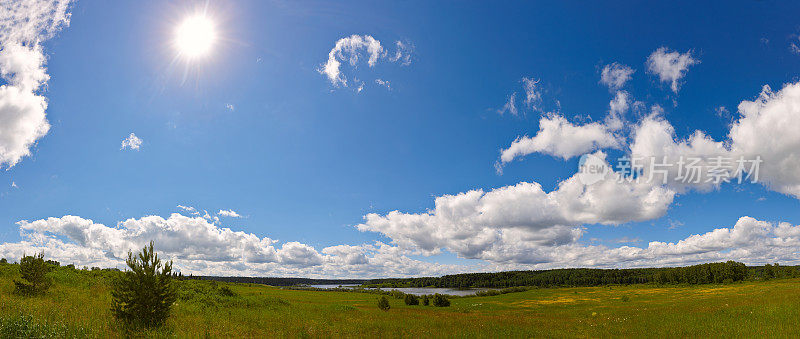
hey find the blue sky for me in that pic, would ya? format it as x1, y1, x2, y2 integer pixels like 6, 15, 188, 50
2, 0, 800, 277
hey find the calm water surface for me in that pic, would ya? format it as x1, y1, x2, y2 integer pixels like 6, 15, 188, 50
308, 285, 495, 296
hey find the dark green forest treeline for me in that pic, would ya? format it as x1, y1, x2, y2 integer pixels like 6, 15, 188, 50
365, 261, 800, 288
3, 257, 798, 289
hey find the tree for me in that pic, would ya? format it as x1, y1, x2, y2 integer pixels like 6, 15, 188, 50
404, 294, 419, 305
432, 294, 450, 307
0, 258, 7, 264
422, 295, 430, 306
14, 253, 52, 296
111, 241, 177, 328
377, 296, 390, 311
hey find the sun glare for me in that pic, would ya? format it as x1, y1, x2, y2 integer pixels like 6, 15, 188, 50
175, 15, 216, 59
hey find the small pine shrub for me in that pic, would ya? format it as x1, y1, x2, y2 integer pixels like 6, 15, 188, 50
111, 241, 177, 328
432, 294, 450, 307
14, 253, 52, 296
377, 296, 390, 311
422, 295, 430, 306
219, 285, 236, 297
404, 294, 419, 305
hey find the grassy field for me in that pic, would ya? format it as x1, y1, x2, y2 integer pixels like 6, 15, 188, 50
1, 266, 798, 338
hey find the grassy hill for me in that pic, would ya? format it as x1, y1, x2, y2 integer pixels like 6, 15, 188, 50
1, 263, 799, 337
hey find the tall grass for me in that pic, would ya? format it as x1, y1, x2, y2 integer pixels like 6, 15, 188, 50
0, 314, 90, 338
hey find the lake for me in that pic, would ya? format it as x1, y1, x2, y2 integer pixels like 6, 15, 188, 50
309, 285, 496, 296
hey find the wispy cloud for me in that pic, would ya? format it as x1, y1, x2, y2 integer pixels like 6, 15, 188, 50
217, 209, 241, 218
646, 47, 698, 93
600, 62, 635, 90
318, 34, 413, 91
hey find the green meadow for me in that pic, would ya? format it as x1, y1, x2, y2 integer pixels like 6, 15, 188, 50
1, 264, 799, 338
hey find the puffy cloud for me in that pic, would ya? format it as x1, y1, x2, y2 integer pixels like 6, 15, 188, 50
0, 84, 49, 165
0, 0, 72, 167
120, 133, 142, 151
357, 188, 800, 268
541, 216, 800, 268
375, 82, 800, 265
629, 114, 733, 193
4, 212, 798, 275
18, 214, 279, 263
600, 62, 634, 90
357, 214, 800, 269
500, 79, 800, 200
730, 84, 800, 198
278, 242, 323, 267
318, 35, 411, 88
357, 69, 800, 270
322, 244, 369, 265
0, 211, 468, 278
628, 82, 800, 198
500, 115, 621, 162
358, 152, 674, 262
646, 47, 698, 93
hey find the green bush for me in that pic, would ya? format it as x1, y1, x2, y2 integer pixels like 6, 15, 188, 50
474, 290, 500, 297
404, 294, 419, 305
219, 285, 236, 297
14, 253, 52, 296
176, 280, 241, 308
111, 241, 177, 328
377, 296, 390, 311
422, 295, 430, 306
432, 294, 450, 307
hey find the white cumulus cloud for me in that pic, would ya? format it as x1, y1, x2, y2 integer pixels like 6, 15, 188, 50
0, 0, 72, 168
0, 211, 469, 278
500, 115, 621, 162
359, 152, 674, 262
627, 82, 800, 198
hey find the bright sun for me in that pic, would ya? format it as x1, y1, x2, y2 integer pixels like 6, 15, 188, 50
175, 15, 216, 58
